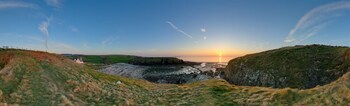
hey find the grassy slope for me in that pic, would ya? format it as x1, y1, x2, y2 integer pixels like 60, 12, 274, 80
66, 55, 137, 64
65, 55, 186, 70
65, 55, 138, 69
0, 49, 349, 105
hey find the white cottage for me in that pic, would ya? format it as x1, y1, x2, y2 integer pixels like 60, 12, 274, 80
74, 58, 84, 64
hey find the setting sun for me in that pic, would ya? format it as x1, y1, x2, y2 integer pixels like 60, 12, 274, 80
218, 50, 223, 57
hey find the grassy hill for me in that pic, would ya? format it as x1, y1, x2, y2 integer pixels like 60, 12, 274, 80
65, 55, 187, 70
225, 44, 350, 89
64, 55, 139, 69
65, 55, 138, 64
0, 49, 349, 105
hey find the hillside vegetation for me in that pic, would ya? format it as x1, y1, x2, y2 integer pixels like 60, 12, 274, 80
65, 55, 138, 65
225, 45, 350, 89
0, 49, 349, 105
65, 55, 187, 70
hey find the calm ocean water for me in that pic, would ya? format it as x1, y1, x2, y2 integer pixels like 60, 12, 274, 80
177, 56, 235, 64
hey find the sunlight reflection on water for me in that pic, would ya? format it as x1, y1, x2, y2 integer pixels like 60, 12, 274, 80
177, 56, 235, 64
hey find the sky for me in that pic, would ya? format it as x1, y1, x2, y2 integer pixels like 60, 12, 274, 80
1, 0, 350, 57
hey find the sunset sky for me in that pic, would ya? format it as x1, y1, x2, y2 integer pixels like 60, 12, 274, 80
1, 0, 350, 57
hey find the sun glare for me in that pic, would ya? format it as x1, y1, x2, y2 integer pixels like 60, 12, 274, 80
218, 50, 223, 63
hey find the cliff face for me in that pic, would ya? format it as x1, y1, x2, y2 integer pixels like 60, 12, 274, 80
224, 45, 350, 89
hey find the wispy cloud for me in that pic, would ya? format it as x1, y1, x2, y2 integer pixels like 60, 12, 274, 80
285, 1, 350, 43
201, 28, 207, 40
39, 16, 53, 50
201, 28, 206, 32
45, 0, 62, 8
102, 36, 119, 48
0, 1, 37, 9
166, 21, 193, 38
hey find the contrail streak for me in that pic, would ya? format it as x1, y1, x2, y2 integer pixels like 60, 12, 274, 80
166, 21, 193, 38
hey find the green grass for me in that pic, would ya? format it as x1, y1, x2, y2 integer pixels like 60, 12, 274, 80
66, 55, 138, 64
65, 55, 186, 70
0, 65, 24, 97
66, 55, 185, 66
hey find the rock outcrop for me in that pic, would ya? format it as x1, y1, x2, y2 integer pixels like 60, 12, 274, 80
129, 57, 185, 65
224, 45, 350, 89
98, 63, 148, 79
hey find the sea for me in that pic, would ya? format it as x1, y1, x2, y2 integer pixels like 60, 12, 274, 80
177, 56, 235, 65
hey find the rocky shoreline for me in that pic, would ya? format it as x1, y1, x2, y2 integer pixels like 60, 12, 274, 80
98, 62, 226, 84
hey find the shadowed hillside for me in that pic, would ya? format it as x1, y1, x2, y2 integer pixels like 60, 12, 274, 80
225, 44, 350, 89
0, 49, 350, 105
65, 55, 188, 70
